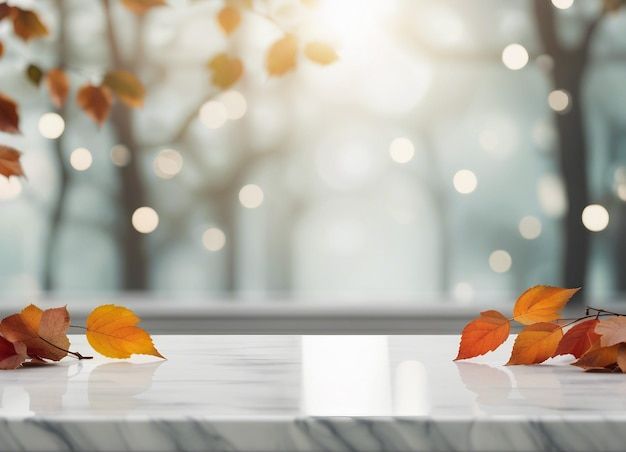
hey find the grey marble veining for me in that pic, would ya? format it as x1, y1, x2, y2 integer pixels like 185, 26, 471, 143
0, 334, 625, 451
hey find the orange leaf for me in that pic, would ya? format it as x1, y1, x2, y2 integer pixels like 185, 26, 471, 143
86, 305, 164, 359
553, 319, 600, 358
0, 40, 4, 58
12, 8, 48, 41
304, 42, 338, 65
77, 84, 113, 126
217, 6, 241, 35
102, 70, 145, 108
46, 68, 70, 108
512, 286, 579, 325
121, 0, 166, 14
455, 310, 510, 360
618, 344, 626, 373
0, 337, 26, 369
0, 4, 12, 21
0, 305, 70, 361
266, 34, 298, 76
595, 317, 626, 347
0, 92, 19, 134
507, 322, 562, 365
207, 53, 243, 89
0, 145, 24, 178
573, 344, 619, 370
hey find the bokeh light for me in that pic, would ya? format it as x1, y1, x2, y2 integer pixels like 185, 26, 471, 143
519, 215, 542, 240
582, 204, 609, 232
239, 184, 264, 208
70, 147, 93, 171
548, 89, 570, 113
453, 169, 477, 194
202, 227, 226, 251
218, 90, 247, 120
38, 113, 65, 139
0, 177, 22, 200
502, 43, 529, 70
111, 144, 131, 167
453, 282, 475, 303
551, 0, 574, 9
489, 250, 512, 273
389, 137, 415, 164
132, 207, 159, 234
154, 148, 183, 179
199, 100, 227, 129
537, 174, 567, 217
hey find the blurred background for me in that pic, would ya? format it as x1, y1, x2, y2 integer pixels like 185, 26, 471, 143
1, 0, 625, 305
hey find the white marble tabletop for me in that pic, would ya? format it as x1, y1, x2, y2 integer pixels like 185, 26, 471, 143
1, 334, 625, 451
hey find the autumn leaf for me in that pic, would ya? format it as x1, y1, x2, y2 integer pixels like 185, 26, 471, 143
0, 337, 26, 370
85, 305, 164, 359
121, 0, 166, 14
26, 64, 43, 86
455, 310, 510, 360
0, 4, 12, 21
0, 41, 4, 59
553, 319, 600, 358
0, 93, 19, 134
217, 5, 241, 35
507, 322, 563, 365
512, 286, 579, 325
0, 146, 24, 178
208, 53, 243, 89
77, 84, 113, 126
0, 305, 70, 362
46, 68, 70, 108
266, 34, 298, 76
102, 70, 145, 108
12, 8, 49, 41
573, 344, 619, 370
304, 42, 338, 65
595, 317, 626, 347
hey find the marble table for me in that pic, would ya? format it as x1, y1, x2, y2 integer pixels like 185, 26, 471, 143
1, 335, 625, 451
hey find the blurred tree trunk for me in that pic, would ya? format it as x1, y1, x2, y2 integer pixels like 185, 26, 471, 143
43, 0, 70, 292
534, 1, 601, 297
103, 0, 149, 290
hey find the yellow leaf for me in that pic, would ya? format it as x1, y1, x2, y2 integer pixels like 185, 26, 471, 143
266, 34, 298, 76
121, 0, 166, 14
86, 305, 164, 359
304, 42, 338, 65
217, 5, 241, 35
512, 285, 579, 325
207, 53, 243, 89
102, 70, 145, 108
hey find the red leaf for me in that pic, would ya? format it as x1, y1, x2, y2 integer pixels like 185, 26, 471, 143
0, 337, 26, 369
553, 319, 600, 358
455, 310, 510, 360
0, 92, 19, 134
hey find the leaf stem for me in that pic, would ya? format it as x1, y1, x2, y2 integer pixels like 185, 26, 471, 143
38, 336, 92, 360
69, 324, 87, 330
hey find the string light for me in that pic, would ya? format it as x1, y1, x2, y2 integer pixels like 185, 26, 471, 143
489, 250, 512, 273
218, 91, 247, 120
239, 184, 264, 208
132, 207, 159, 234
582, 204, 609, 232
548, 89, 570, 113
551, 0, 574, 9
502, 43, 529, 70
38, 113, 65, 139
453, 169, 477, 194
519, 216, 542, 240
154, 149, 183, 179
199, 101, 227, 129
69, 147, 93, 171
389, 137, 415, 164
111, 144, 131, 167
202, 227, 226, 251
